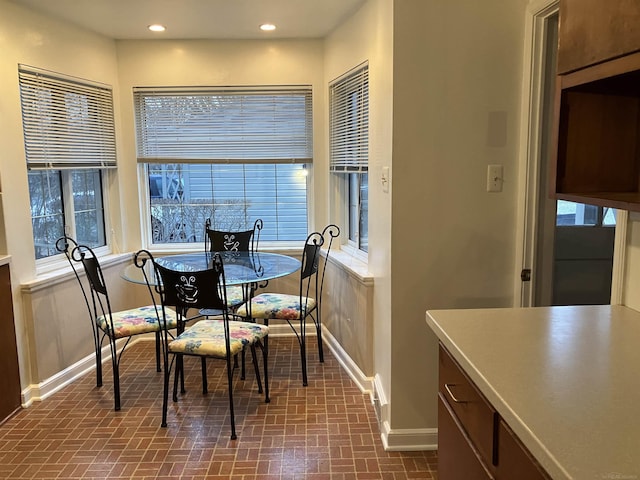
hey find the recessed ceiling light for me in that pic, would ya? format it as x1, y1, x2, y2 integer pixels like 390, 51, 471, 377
260, 23, 276, 32
148, 24, 166, 32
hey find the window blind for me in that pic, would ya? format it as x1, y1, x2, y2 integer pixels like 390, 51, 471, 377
133, 87, 313, 164
18, 66, 117, 170
330, 64, 369, 173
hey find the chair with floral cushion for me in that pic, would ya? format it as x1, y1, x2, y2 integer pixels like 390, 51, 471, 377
56, 236, 180, 411
143, 249, 269, 439
236, 224, 340, 386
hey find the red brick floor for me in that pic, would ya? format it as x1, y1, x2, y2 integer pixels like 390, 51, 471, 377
0, 337, 438, 479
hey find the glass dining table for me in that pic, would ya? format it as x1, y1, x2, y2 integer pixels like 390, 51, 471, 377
122, 250, 301, 287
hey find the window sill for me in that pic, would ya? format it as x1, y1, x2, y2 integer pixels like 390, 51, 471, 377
326, 248, 374, 286
23, 252, 133, 293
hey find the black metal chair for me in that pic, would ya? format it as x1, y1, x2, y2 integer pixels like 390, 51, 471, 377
56, 236, 180, 411
139, 249, 269, 439
236, 224, 340, 386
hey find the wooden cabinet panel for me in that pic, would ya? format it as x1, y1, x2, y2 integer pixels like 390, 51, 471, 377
496, 420, 550, 480
438, 395, 494, 480
0, 264, 20, 424
558, 0, 640, 74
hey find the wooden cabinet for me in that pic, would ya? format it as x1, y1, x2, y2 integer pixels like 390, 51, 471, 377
0, 263, 21, 424
438, 345, 549, 480
552, 0, 640, 211
557, 0, 640, 74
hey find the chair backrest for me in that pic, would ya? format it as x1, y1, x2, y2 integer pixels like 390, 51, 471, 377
154, 252, 229, 319
318, 224, 340, 303
204, 218, 263, 253
56, 235, 113, 333
299, 231, 324, 305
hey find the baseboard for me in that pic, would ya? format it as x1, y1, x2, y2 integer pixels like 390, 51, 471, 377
380, 421, 439, 451
21, 336, 138, 407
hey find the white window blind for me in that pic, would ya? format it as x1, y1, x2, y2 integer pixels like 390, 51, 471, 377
330, 64, 369, 173
18, 65, 117, 170
133, 87, 313, 164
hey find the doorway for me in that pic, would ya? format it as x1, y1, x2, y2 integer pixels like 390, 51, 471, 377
519, 2, 623, 307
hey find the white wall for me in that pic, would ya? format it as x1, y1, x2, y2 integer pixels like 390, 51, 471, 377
0, 2, 122, 392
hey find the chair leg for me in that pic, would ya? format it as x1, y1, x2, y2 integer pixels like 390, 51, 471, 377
225, 355, 237, 440
162, 355, 171, 427
300, 317, 308, 387
173, 355, 181, 402
249, 345, 263, 394
155, 331, 162, 372
315, 311, 324, 363
262, 337, 270, 403
111, 343, 121, 411
201, 357, 208, 394
95, 345, 103, 388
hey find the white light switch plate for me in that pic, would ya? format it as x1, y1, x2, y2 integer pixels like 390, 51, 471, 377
487, 164, 503, 192
382, 166, 390, 193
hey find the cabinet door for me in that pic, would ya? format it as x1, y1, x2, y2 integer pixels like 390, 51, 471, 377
0, 264, 20, 423
558, 0, 640, 74
438, 395, 494, 480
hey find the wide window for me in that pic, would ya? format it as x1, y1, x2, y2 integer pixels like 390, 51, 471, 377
133, 87, 312, 245
330, 64, 369, 253
19, 66, 114, 260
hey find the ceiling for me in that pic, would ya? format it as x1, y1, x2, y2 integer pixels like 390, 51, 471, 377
8, 0, 368, 40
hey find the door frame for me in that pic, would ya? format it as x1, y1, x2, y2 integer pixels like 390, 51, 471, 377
514, 0, 627, 307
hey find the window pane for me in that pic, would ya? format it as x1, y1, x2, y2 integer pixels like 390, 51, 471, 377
556, 200, 616, 227
148, 163, 307, 244
359, 173, 368, 252
29, 170, 64, 259
72, 170, 106, 247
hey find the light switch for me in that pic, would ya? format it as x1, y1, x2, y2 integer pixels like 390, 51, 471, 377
381, 166, 390, 193
487, 164, 503, 192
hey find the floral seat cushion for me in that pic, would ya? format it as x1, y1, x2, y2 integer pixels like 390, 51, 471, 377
97, 305, 180, 338
236, 293, 316, 320
225, 285, 245, 307
169, 320, 269, 357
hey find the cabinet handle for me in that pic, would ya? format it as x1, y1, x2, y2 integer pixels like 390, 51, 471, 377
444, 383, 466, 403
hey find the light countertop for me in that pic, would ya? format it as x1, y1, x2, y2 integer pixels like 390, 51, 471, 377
426, 304, 640, 480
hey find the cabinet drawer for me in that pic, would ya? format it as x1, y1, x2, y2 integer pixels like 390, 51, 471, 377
438, 395, 494, 480
439, 345, 497, 466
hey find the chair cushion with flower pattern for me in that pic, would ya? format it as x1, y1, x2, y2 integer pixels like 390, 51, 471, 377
169, 320, 269, 357
236, 293, 316, 320
97, 305, 180, 338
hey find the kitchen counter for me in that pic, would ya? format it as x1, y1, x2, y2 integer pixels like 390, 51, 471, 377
426, 304, 640, 480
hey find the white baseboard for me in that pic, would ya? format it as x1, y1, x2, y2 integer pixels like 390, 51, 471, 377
380, 421, 439, 451
21, 336, 136, 407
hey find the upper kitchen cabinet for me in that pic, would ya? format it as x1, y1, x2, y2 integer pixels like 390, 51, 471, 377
551, 0, 640, 211
557, 0, 640, 74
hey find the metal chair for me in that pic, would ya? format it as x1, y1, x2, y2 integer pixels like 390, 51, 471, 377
139, 249, 269, 439
236, 224, 340, 386
56, 236, 180, 411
